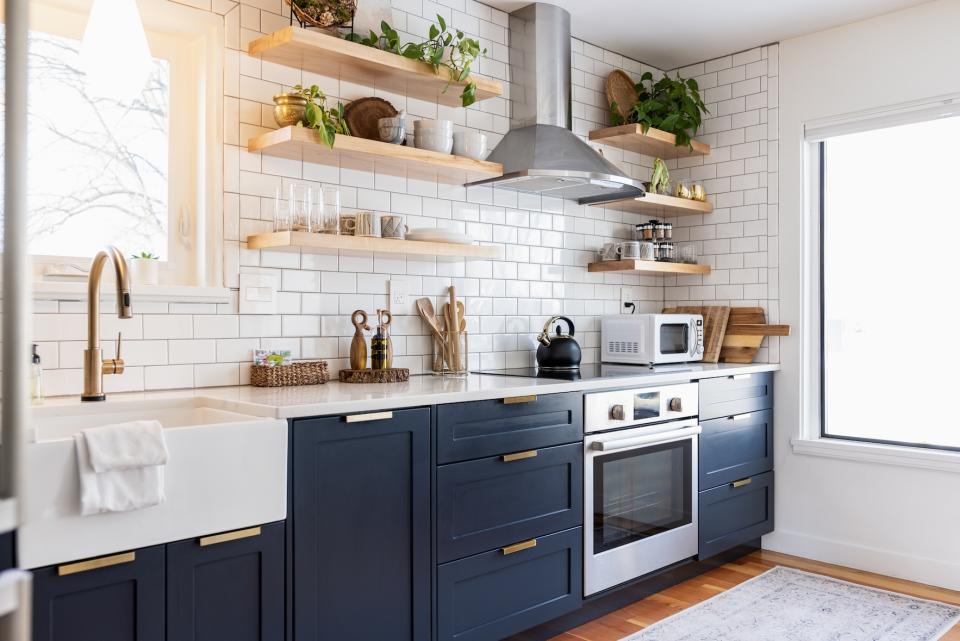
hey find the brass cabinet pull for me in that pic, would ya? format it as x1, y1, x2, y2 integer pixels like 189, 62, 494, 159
501, 539, 537, 555
728, 413, 752, 421
731, 477, 753, 488
503, 395, 537, 405
502, 450, 538, 463
345, 411, 394, 423
199, 526, 262, 547
729, 374, 752, 380
58, 551, 136, 576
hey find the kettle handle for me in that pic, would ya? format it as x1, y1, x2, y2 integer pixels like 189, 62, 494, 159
536, 315, 575, 347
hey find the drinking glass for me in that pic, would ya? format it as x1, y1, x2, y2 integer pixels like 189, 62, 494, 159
273, 186, 291, 232
321, 187, 341, 234
289, 183, 311, 232
308, 184, 325, 233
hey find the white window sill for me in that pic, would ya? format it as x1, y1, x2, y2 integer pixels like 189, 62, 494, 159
32, 281, 232, 304
791, 436, 960, 473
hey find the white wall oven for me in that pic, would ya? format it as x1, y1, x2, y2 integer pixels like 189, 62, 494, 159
583, 383, 701, 596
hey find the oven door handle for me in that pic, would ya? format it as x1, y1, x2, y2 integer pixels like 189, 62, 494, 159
591, 425, 702, 452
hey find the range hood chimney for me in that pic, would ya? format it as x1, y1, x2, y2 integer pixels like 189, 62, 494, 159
467, 3, 644, 204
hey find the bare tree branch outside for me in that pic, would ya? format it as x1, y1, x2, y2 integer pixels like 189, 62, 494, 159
0, 25, 170, 259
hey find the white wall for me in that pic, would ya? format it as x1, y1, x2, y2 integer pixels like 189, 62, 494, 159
770, 0, 960, 589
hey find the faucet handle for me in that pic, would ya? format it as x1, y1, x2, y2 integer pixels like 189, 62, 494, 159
103, 332, 125, 376
115, 331, 122, 361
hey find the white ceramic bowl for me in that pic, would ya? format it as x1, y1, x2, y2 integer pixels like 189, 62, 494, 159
414, 130, 453, 154
452, 132, 488, 159
414, 119, 454, 132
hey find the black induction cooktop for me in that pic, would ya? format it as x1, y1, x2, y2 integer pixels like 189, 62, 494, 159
475, 363, 694, 381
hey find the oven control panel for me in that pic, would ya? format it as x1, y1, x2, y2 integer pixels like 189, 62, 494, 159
584, 382, 699, 434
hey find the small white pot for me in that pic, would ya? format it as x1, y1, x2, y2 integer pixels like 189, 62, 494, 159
129, 258, 160, 286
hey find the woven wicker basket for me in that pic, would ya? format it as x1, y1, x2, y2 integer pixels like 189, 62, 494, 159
286, 0, 355, 30
250, 361, 329, 387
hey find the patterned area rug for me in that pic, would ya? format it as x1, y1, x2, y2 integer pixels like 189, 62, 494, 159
622, 566, 960, 641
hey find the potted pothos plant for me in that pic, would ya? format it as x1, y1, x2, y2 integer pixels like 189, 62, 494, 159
610, 71, 709, 149
129, 252, 160, 286
290, 84, 350, 149
345, 16, 486, 107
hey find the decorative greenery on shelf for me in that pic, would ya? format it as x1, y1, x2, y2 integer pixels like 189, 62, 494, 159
292, 84, 350, 149
345, 16, 486, 107
130, 252, 159, 260
610, 71, 709, 149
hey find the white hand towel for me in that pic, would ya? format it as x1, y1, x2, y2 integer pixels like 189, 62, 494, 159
75, 422, 168, 516
82, 420, 168, 473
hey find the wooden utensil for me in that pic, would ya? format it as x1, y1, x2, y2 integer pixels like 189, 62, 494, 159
349, 310, 369, 370
662, 305, 731, 363
605, 70, 639, 122
415, 298, 444, 342
344, 97, 398, 141
447, 286, 460, 371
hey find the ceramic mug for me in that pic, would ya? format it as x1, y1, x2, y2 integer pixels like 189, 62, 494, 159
354, 211, 379, 237
618, 241, 641, 259
381, 215, 409, 239
639, 241, 656, 260
339, 213, 356, 236
599, 242, 618, 261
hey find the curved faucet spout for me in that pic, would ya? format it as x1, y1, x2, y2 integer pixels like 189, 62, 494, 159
82, 245, 132, 401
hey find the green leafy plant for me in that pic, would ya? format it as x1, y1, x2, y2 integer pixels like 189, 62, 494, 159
130, 252, 159, 260
345, 16, 486, 107
291, 84, 350, 149
649, 158, 670, 195
616, 71, 709, 149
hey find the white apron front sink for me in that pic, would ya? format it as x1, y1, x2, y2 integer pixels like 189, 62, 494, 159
19, 397, 287, 569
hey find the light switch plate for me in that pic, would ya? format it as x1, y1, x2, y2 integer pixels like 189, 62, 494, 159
620, 286, 638, 313
239, 273, 280, 314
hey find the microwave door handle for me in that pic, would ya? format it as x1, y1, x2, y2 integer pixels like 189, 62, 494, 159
592, 425, 703, 452
688, 318, 698, 358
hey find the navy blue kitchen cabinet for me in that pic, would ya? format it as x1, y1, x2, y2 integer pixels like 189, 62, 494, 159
437, 443, 582, 563
436, 527, 582, 641
32, 545, 166, 641
292, 408, 431, 641
436, 393, 582, 464
699, 409, 773, 490
0, 531, 13, 570
699, 372, 773, 421
698, 471, 775, 560
166, 522, 285, 641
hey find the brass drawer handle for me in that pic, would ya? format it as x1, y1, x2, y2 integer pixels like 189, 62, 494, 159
58, 551, 136, 576
503, 395, 537, 405
345, 411, 394, 423
199, 526, 262, 547
501, 539, 537, 555
728, 413, 753, 421
502, 450, 538, 462
729, 374, 752, 380
731, 477, 753, 488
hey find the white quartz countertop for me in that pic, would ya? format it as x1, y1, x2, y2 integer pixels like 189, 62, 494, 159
38, 362, 779, 419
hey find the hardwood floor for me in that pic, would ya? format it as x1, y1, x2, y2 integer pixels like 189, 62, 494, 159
547, 550, 960, 641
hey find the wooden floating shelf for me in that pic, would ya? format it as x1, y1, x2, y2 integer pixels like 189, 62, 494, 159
249, 27, 503, 108
588, 259, 711, 275
247, 231, 503, 261
593, 193, 713, 217
249, 127, 503, 184
589, 124, 711, 159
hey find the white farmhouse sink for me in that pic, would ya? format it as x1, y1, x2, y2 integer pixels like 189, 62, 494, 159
19, 398, 288, 569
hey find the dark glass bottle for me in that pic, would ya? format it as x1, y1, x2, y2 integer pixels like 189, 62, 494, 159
370, 324, 388, 370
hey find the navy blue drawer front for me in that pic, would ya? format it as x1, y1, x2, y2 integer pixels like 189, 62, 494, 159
699, 409, 773, 491
0, 531, 13, 571
437, 527, 582, 641
32, 545, 166, 641
699, 372, 773, 421
699, 471, 774, 560
436, 392, 583, 464
437, 443, 583, 563
166, 521, 285, 641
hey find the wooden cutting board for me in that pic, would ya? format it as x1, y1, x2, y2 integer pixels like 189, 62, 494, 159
662, 305, 730, 363
720, 307, 791, 363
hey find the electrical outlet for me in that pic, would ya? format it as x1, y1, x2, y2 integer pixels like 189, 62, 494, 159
389, 279, 408, 311
620, 287, 637, 314
239, 273, 279, 314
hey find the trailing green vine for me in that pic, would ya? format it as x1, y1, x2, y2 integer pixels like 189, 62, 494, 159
610, 71, 709, 149
345, 16, 486, 107
292, 84, 350, 149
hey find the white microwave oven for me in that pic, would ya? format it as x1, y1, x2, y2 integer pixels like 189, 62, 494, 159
601, 314, 705, 365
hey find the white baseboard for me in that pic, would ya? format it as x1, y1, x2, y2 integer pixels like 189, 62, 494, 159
763, 530, 960, 591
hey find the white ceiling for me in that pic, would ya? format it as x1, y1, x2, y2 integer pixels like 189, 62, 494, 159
484, 0, 933, 69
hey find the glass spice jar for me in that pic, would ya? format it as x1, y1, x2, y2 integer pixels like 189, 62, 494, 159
654, 222, 667, 241
663, 222, 673, 240
638, 222, 654, 241
657, 242, 675, 262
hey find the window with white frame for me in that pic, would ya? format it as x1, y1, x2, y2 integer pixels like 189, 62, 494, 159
0, 1, 222, 288
814, 103, 960, 451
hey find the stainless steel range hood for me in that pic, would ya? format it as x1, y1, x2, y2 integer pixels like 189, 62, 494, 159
467, 3, 644, 204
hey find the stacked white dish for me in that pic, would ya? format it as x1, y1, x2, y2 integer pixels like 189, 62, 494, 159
414, 119, 453, 154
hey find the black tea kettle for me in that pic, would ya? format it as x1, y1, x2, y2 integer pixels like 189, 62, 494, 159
536, 316, 581, 371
